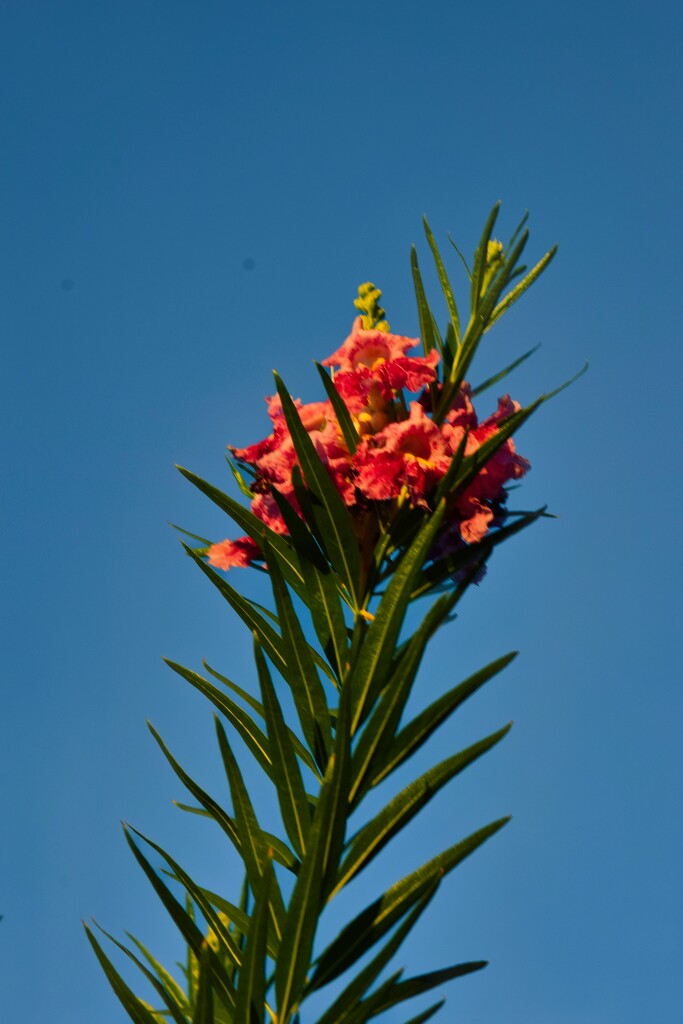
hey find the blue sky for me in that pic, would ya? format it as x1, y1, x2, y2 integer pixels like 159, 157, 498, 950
2, 1, 681, 1021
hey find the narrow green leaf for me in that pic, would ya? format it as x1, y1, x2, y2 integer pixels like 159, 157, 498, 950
432, 426, 469, 506
262, 537, 332, 767
412, 508, 546, 598
423, 216, 461, 346
400, 1000, 446, 1024
372, 652, 517, 787
235, 856, 273, 1024
255, 641, 311, 858
349, 589, 461, 806
96, 927, 190, 1024
226, 454, 256, 499
201, 888, 280, 962
451, 399, 542, 497
122, 829, 237, 1010
507, 209, 529, 249
177, 465, 305, 596
84, 924, 161, 1024
487, 245, 557, 330
410, 246, 442, 358
314, 879, 440, 1024
364, 961, 487, 1018
470, 200, 501, 309
471, 344, 541, 397
337, 725, 511, 894
126, 933, 189, 1012
274, 489, 349, 681
215, 718, 287, 944
163, 662, 274, 782
447, 233, 471, 278
168, 522, 213, 547
312, 817, 509, 989
127, 825, 243, 972
275, 683, 353, 1021
203, 660, 322, 779
315, 362, 360, 454
183, 543, 288, 677
148, 721, 247, 862
273, 373, 361, 606
349, 502, 446, 733
194, 943, 215, 1024
214, 720, 268, 886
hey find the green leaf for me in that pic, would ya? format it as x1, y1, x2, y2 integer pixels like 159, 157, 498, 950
273, 373, 361, 607
255, 641, 311, 858
432, 426, 470, 506
215, 719, 282, 891
423, 216, 460, 347
471, 343, 540, 397
371, 652, 517, 788
315, 362, 360, 454
127, 824, 243, 972
412, 508, 546, 598
201, 888, 280, 962
399, 1000, 446, 1024
148, 720, 243, 852
235, 855, 273, 1024
349, 589, 461, 807
203, 660, 322, 779
262, 537, 332, 768
337, 725, 511, 894
126, 933, 189, 1012
194, 943, 215, 1024
183, 543, 289, 677
447, 232, 471, 278
177, 465, 305, 596
410, 246, 442, 359
122, 828, 237, 1010
163, 662, 274, 782
348, 502, 446, 733
168, 522, 213, 547
274, 683, 353, 1021
226, 454, 256, 499
470, 200, 501, 310
449, 398, 542, 498
314, 878, 440, 1024
362, 960, 487, 1018
311, 817, 509, 989
486, 245, 557, 330
270, 488, 348, 681
84, 924, 163, 1024
96, 926, 190, 1024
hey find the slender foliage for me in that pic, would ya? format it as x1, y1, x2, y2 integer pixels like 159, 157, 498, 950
90, 207, 574, 1023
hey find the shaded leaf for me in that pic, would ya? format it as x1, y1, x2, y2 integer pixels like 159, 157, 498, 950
255, 641, 311, 858
235, 855, 273, 1024
315, 361, 360, 454
371, 652, 517, 788
274, 373, 361, 606
312, 817, 509, 989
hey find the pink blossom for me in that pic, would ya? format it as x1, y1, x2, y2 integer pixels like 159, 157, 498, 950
208, 536, 262, 570
354, 402, 451, 507
323, 318, 420, 373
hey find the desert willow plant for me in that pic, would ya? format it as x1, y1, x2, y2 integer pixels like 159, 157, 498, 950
86, 205, 579, 1024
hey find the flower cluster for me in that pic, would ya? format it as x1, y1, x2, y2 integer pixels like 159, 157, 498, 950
208, 316, 529, 572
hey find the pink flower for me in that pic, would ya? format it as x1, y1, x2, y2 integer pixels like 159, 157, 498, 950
354, 402, 451, 507
207, 536, 262, 570
323, 317, 420, 372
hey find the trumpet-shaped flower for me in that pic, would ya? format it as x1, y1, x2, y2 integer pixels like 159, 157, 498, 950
354, 402, 452, 507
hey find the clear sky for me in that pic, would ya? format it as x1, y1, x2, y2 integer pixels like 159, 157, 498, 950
2, 2, 681, 1021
